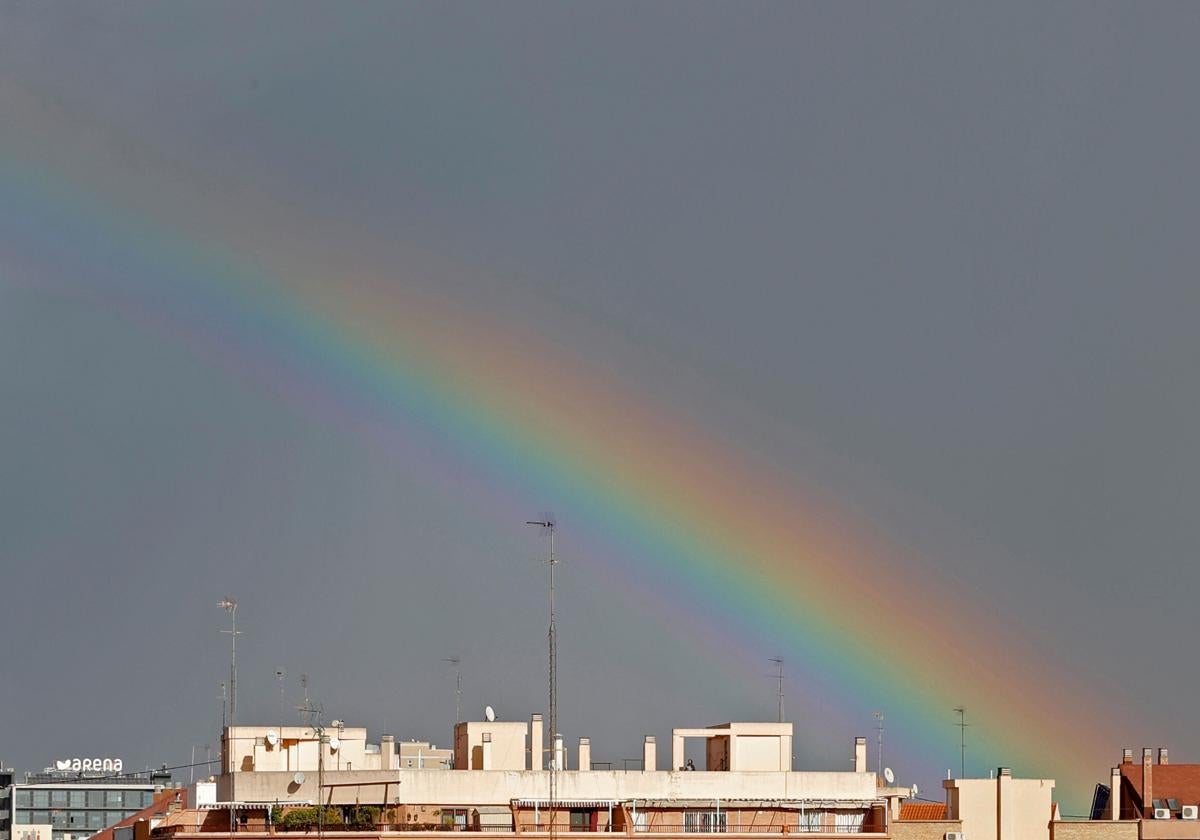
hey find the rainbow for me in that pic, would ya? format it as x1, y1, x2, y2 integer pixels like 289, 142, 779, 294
0, 82, 1120, 807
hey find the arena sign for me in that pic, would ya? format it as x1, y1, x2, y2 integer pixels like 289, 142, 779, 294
54, 758, 123, 772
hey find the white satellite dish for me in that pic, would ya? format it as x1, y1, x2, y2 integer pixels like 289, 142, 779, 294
293, 772, 305, 785
911, 784, 919, 798
266, 730, 279, 747
329, 736, 341, 751
884, 767, 895, 785
484, 705, 496, 722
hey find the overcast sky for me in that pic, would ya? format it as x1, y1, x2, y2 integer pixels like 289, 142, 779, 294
2, 2, 1198, 805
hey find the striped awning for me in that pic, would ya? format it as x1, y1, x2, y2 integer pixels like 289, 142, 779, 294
515, 799, 618, 809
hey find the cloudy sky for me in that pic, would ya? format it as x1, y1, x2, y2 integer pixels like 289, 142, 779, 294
1, 2, 1198, 808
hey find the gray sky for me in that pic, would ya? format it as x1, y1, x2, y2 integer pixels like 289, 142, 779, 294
1, 2, 1198, 805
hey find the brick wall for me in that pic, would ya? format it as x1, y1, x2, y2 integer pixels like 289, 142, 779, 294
1050, 820, 1139, 840
890, 819, 963, 840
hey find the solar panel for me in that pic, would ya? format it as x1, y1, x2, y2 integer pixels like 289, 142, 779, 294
1154, 799, 1167, 810
1169, 799, 1181, 811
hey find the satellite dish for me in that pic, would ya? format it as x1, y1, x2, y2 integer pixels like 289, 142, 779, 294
484, 705, 496, 722
293, 772, 305, 785
329, 736, 341, 751
884, 767, 895, 785
266, 730, 279, 746
911, 784, 919, 798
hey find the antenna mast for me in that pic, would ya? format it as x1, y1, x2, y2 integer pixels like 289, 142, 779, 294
769, 657, 784, 722
873, 711, 884, 778
298, 698, 326, 840
218, 598, 241, 726
954, 707, 968, 779
526, 517, 559, 838
217, 682, 227, 773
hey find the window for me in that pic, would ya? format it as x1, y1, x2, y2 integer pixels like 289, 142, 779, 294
570, 810, 594, 832
88, 813, 105, 830
105, 791, 122, 808
441, 809, 469, 830
833, 811, 864, 832
30, 812, 49, 826
68, 791, 85, 809
14, 811, 31, 824
50, 791, 68, 808
87, 791, 105, 808
33, 791, 50, 808
683, 811, 726, 833
15, 791, 33, 808
797, 810, 825, 832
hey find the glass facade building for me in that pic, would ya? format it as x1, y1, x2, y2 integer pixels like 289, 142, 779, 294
6, 772, 168, 840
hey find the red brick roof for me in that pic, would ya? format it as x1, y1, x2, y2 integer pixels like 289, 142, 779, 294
898, 802, 947, 820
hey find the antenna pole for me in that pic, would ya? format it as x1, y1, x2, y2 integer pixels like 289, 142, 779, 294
873, 712, 884, 778
954, 707, 967, 779
527, 518, 559, 839
297, 699, 325, 840
276, 670, 287, 726
219, 598, 241, 726
769, 657, 785, 722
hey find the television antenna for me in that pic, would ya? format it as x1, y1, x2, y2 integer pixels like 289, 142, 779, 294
443, 657, 463, 724
954, 707, 968, 779
769, 657, 785, 722
218, 598, 241, 726
873, 711, 885, 778
297, 698, 326, 840
299, 673, 310, 721
275, 669, 287, 724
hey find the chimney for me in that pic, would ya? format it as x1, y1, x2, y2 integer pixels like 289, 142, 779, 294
381, 734, 396, 770
1143, 748, 1153, 816
1159, 748, 1169, 766
530, 714, 544, 770
854, 737, 867, 773
997, 768, 1013, 840
1109, 767, 1121, 820
578, 738, 591, 772
643, 736, 656, 771
1122, 748, 1134, 765
553, 735, 564, 771
481, 733, 492, 770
